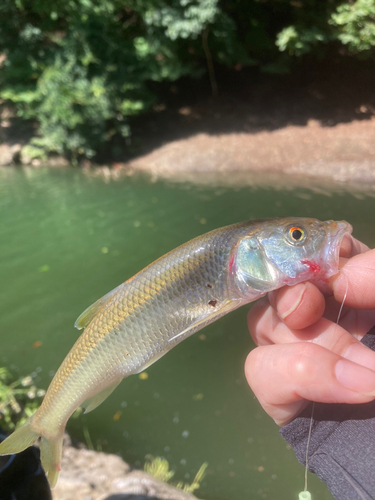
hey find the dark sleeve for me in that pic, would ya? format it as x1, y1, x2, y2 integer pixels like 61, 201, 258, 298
280, 328, 375, 500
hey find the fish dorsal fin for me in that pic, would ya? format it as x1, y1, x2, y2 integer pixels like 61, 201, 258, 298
74, 284, 123, 330
81, 379, 122, 414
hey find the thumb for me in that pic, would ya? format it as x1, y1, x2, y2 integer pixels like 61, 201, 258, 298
330, 249, 375, 309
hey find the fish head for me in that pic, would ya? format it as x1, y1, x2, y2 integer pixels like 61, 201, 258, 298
232, 218, 352, 299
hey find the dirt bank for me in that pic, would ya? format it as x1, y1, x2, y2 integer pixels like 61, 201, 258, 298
124, 117, 375, 191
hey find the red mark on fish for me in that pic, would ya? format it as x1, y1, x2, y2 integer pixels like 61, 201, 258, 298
301, 260, 321, 273
228, 255, 235, 274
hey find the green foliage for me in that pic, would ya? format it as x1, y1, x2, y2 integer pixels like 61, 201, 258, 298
175, 461, 208, 494
144, 455, 208, 493
275, 0, 375, 58
276, 25, 330, 57
331, 0, 375, 52
0, 0, 212, 160
0, 0, 374, 161
144, 0, 219, 40
144, 455, 175, 483
0, 368, 45, 432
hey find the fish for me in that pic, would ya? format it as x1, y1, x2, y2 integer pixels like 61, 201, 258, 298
0, 217, 352, 487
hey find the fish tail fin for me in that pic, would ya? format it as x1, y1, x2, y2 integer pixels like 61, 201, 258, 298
39, 430, 64, 488
0, 413, 64, 488
0, 414, 39, 456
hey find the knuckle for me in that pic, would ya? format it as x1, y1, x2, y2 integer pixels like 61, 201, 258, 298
287, 343, 319, 382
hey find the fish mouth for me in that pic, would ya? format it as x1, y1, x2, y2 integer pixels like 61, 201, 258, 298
323, 220, 353, 279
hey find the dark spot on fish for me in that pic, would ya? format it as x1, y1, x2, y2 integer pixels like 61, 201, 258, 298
205, 283, 213, 288
208, 300, 217, 307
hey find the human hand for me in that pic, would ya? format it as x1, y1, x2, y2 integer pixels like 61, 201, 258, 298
245, 235, 375, 426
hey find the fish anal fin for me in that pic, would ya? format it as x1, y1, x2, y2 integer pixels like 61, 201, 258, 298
82, 379, 122, 414
169, 298, 241, 343
74, 284, 123, 330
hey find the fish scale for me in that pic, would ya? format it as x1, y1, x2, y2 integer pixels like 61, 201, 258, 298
31, 224, 250, 433
0, 217, 352, 487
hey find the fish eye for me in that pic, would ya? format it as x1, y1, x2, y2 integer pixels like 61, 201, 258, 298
287, 226, 306, 244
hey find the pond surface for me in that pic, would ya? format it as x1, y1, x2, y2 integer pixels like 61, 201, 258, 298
0, 167, 374, 500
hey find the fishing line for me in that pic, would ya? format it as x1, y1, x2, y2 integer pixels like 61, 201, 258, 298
336, 276, 349, 328
297, 274, 349, 500
298, 402, 315, 500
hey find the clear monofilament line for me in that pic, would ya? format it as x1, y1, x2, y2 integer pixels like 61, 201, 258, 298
297, 402, 315, 500
336, 276, 349, 326
304, 402, 315, 493
298, 274, 349, 500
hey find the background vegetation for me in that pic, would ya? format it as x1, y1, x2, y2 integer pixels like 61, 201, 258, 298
0, 367, 45, 432
144, 455, 208, 493
0, 0, 374, 162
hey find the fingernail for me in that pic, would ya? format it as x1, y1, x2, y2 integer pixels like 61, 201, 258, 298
277, 283, 306, 320
335, 359, 375, 394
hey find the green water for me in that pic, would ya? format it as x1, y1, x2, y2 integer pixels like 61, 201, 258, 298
1, 167, 374, 500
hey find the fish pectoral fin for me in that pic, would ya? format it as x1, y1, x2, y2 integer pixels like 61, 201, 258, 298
168, 298, 242, 343
81, 379, 122, 414
134, 351, 167, 374
74, 284, 123, 330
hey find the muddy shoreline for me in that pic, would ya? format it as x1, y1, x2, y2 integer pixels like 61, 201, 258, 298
1, 65, 375, 193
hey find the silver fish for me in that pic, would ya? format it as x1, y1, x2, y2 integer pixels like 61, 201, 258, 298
0, 217, 352, 486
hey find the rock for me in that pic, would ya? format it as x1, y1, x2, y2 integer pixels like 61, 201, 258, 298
109, 470, 200, 499
0, 143, 22, 165
20, 149, 70, 167
53, 445, 200, 500
44, 156, 70, 168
